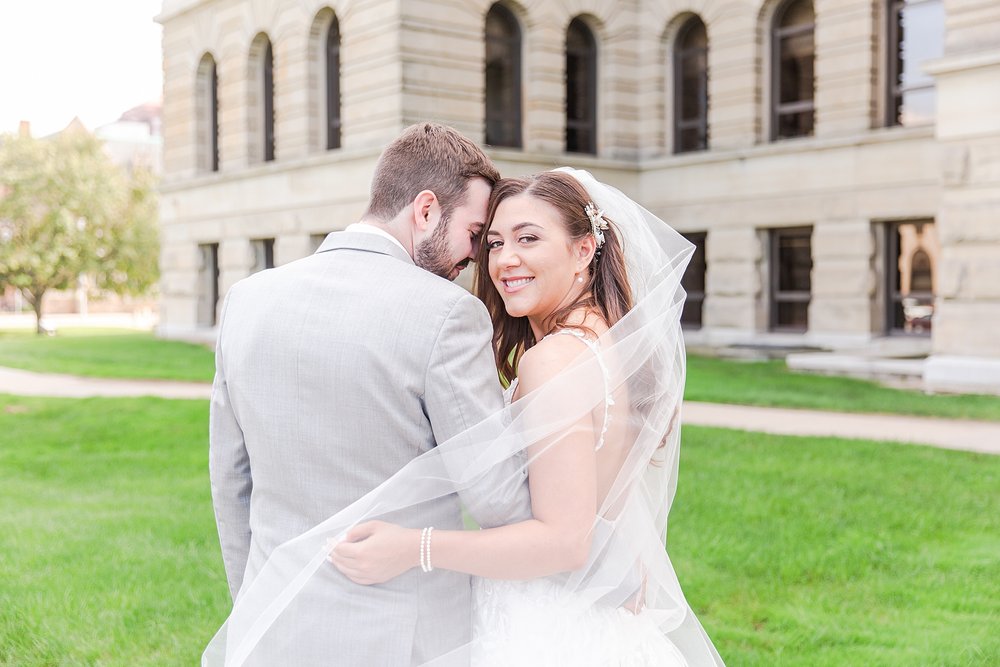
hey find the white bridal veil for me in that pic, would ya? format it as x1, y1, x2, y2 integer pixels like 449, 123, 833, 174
203, 168, 724, 666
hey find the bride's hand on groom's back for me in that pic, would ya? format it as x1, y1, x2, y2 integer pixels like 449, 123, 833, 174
327, 521, 420, 585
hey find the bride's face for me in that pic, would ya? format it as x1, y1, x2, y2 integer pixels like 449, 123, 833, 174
486, 192, 590, 322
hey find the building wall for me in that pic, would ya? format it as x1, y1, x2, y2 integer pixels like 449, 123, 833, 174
157, 0, 1000, 393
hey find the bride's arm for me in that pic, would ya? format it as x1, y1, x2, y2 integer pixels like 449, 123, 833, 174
330, 335, 599, 583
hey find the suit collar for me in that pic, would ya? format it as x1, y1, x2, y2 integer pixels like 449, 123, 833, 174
315, 231, 414, 266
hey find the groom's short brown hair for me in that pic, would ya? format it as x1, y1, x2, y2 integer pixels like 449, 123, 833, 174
365, 122, 500, 222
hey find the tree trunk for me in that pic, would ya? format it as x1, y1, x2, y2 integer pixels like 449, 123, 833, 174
26, 288, 46, 335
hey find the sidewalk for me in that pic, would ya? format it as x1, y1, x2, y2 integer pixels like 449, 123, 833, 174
1, 365, 998, 455
682, 401, 1000, 456
0, 366, 211, 401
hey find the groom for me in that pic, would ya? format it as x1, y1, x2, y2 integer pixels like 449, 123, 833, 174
209, 122, 531, 664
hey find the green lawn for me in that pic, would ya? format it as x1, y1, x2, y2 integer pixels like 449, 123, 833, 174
670, 425, 1000, 666
0, 395, 227, 665
0, 329, 214, 382
3, 328, 1000, 422
686, 355, 1000, 422
1, 394, 997, 665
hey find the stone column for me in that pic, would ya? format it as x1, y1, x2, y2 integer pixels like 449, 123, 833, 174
808, 219, 876, 343
704, 227, 763, 338
275, 234, 316, 267
924, 0, 1000, 394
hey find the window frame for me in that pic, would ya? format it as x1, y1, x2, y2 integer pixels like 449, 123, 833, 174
263, 38, 275, 162
884, 220, 936, 336
884, 0, 943, 128
484, 3, 523, 148
768, 226, 813, 332
326, 16, 342, 150
673, 17, 709, 154
197, 243, 220, 327
770, 0, 815, 141
680, 232, 707, 329
565, 17, 598, 155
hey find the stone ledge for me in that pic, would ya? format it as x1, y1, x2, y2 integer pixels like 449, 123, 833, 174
925, 355, 1000, 396
787, 353, 926, 386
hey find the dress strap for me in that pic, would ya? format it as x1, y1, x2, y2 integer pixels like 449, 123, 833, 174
543, 328, 613, 451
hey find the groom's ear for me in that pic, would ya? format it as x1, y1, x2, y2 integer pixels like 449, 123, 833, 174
411, 190, 442, 234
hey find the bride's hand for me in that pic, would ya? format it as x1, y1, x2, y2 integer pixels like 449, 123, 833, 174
327, 521, 420, 585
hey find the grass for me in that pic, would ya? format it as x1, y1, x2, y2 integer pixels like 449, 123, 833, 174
671, 425, 1000, 666
686, 355, 1000, 422
0, 395, 228, 666
1, 394, 997, 665
0, 329, 214, 383
4, 328, 1000, 422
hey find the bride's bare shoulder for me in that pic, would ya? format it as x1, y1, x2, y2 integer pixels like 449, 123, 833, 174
517, 329, 596, 394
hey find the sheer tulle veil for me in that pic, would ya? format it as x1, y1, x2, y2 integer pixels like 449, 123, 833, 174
202, 168, 724, 666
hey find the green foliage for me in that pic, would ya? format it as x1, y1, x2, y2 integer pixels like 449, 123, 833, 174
686, 355, 1000, 421
0, 329, 214, 382
0, 131, 159, 332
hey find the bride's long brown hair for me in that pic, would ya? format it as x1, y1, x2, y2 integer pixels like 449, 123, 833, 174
474, 171, 633, 382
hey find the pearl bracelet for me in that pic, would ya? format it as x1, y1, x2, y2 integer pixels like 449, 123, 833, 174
420, 526, 435, 573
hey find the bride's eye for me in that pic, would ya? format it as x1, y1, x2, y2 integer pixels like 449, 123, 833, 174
518, 235, 537, 244
487, 239, 503, 250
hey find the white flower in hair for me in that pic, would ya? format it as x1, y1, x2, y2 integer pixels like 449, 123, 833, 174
585, 201, 608, 248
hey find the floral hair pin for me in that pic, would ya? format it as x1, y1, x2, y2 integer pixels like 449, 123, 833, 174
585, 202, 608, 248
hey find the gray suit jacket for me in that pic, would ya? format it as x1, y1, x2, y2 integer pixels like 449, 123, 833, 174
209, 231, 531, 665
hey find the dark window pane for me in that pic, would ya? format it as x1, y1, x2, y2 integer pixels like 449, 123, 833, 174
778, 32, 814, 105
778, 234, 812, 292
566, 18, 597, 154
263, 39, 275, 162
253, 238, 275, 272
681, 232, 707, 329
674, 18, 708, 154
198, 243, 220, 327
769, 227, 812, 331
676, 127, 703, 153
485, 4, 522, 148
210, 60, 219, 171
326, 18, 342, 150
777, 301, 809, 328
777, 109, 814, 138
772, 0, 814, 140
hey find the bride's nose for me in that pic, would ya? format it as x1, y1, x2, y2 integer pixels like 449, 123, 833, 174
496, 244, 521, 269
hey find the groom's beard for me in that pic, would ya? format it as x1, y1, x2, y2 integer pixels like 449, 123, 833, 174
415, 214, 462, 280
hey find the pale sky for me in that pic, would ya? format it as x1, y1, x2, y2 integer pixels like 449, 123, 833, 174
0, 1, 163, 137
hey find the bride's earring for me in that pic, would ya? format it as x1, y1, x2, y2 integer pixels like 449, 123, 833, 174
576, 275, 584, 284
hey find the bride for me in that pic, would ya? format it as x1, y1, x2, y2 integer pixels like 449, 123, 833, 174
203, 168, 724, 666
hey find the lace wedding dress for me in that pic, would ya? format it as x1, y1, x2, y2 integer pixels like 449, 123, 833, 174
470, 330, 688, 667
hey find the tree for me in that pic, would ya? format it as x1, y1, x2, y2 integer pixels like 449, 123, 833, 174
0, 131, 159, 334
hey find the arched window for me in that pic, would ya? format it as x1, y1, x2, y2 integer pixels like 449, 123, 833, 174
485, 3, 522, 148
326, 16, 342, 149
249, 33, 275, 163
565, 18, 597, 154
771, 0, 814, 140
673, 17, 708, 153
196, 53, 220, 172
886, 0, 944, 127
263, 38, 275, 161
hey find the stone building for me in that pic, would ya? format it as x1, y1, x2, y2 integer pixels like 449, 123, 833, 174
156, 0, 1000, 395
